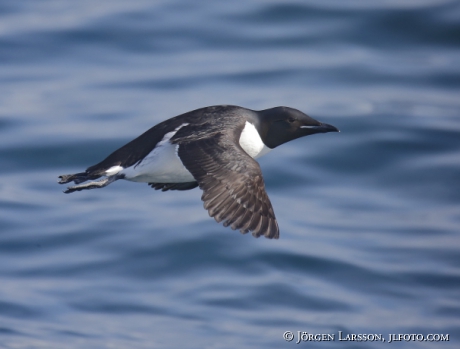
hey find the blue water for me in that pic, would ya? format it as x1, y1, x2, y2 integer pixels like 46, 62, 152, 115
1, 1, 459, 348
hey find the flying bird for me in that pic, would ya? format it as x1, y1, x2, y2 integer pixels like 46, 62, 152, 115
59, 105, 338, 239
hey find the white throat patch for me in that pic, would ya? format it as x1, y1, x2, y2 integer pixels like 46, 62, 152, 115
239, 121, 272, 159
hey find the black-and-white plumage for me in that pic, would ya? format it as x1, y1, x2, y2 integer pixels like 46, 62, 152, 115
59, 105, 339, 239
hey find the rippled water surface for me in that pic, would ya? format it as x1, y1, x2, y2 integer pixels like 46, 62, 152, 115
1, 0, 459, 348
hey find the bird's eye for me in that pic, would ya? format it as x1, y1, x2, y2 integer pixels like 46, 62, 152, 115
288, 117, 296, 123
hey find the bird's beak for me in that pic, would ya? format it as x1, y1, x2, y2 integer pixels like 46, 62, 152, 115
301, 122, 340, 133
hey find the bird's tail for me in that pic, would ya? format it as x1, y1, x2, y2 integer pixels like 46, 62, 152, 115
58, 172, 122, 194
58, 172, 95, 185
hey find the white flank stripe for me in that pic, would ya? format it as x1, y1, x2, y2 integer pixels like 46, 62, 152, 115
155, 123, 189, 149
105, 165, 124, 175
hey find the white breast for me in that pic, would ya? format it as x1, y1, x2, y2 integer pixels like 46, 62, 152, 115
239, 121, 272, 159
121, 123, 195, 183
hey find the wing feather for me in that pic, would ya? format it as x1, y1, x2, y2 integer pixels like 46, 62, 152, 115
176, 132, 279, 239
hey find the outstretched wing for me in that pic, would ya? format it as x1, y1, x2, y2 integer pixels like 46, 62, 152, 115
176, 133, 279, 239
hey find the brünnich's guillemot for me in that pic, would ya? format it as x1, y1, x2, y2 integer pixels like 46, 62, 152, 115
59, 105, 339, 239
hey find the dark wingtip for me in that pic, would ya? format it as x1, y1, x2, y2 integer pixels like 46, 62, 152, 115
251, 226, 279, 239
